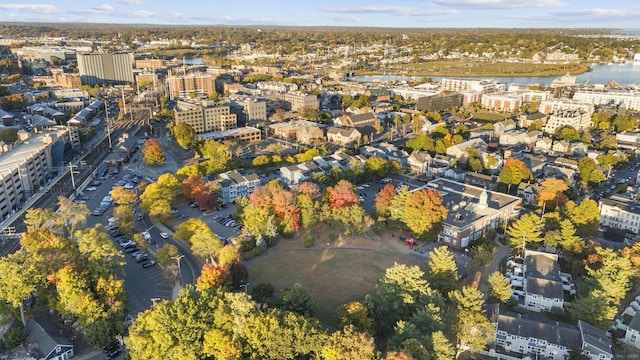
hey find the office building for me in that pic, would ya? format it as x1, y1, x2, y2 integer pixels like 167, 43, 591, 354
174, 101, 237, 134
77, 52, 134, 85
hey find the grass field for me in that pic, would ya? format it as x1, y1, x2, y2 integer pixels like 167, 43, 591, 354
358, 60, 589, 78
248, 246, 425, 327
472, 111, 508, 122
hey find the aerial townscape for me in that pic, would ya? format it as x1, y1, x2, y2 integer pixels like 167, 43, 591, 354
2, 1, 640, 360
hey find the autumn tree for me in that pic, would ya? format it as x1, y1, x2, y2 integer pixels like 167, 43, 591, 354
321, 326, 379, 360
403, 188, 448, 238
336, 301, 374, 335
280, 283, 316, 317
190, 230, 223, 264
375, 183, 397, 219
182, 173, 206, 200
562, 199, 600, 237
142, 138, 166, 166
0, 253, 42, 325
140, 173, 181, 220
156, 244, 179, 267
498, 158, 533, 193
196, 264, 230, 291
537, 178, 569, 215
578, 157, 606, 186
197, 191, 218, 211
174, 218, 211, 243
111, 186, 137, 205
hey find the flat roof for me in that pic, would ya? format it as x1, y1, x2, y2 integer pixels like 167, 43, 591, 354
198, 126, 261, 140
0, 132, 55, 175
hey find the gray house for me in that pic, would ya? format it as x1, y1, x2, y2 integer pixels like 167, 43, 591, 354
25, 319, 74, 360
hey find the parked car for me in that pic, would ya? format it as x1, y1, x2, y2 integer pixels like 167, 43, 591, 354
103, 340, 119, 353
124, 247, 138, 254
159, 232, 169, 239
106, 349, 122, 359
142, 260, 156, 268
135, 254, 149, 263
86, 186, 97, 191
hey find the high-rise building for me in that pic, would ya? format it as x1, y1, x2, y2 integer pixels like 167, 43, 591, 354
168, 73, 217, 100
77, 52, 134, 85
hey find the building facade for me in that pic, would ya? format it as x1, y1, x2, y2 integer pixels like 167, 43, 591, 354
598, 197, 640, 234
77, 52, 134, 85
168, 73, 217, 100
213, 170, 261, 204
174, 102, 237, 134
481, 92, 523, 112
416, 93, 463, 113
543, 110, 593, 135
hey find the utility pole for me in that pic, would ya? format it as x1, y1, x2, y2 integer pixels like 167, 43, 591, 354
174, 254, 185, 286
104, 100, 112, 151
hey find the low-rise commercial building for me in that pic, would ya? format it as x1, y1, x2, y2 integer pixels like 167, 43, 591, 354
212, 170, 261, 204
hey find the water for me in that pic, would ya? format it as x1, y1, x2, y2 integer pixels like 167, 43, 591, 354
351, 63, 640, 86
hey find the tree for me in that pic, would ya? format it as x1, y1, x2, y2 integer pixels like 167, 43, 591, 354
454, 309, 494, 358
555, 125, 580, 141
174, 218, 210, 243
450, 285, 485, 314
281, 283, 316, 317
427, 246, 459, 295
327, 180, 359, 209
76, 226, 122, 267
173, 123, 196, 149
558, 219, 582, 253
229, 261, 249, 290
336, 301, 374, 335
0, 253, 42, 325
613, 114, 635, 132
197, 191, 218, 212
487, 271, 513, 303
142, 138, 166, 166
403, 188, 448, 238
217, 245, 240, 267
578, 157, 606, 186
567, 292, 617, 329
156, 244, 179, 267
375, 183, 397, 219
562, 199, 600, 237
506, 213, 544, 251
196, 264, 230, 291
190, 230, 223, 264
498, 158, 533, 191
111, 186, 137, 205
365, 156, 390, 180
182, 173, 206, 200
583, 247, 636, 305
431, 330, 455, 360
321, 326, 379, 360
56, 196, 90, 241
537, 178, 569, 215
113, 205, 134, 234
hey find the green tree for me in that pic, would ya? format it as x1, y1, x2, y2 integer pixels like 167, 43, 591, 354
173, 123, 197, 149
190, 230, 223, 264
487, 271, 513, 303
450, 285, 485, 314
0, 253, 42, 325
555, 125, 580, 141
281, 283, 316, 317
453, 309, 494, 358
613, 114, 635, 132
567, 292, 617, 329
336, 301, 374, 335
431, 330, 455, 360
174, 218, 211, 243
506, 213, 544, 251
427, 246, 459, 295
562, 199, 600, 237
365, 156, 390, 180
578, 157, 606, 186
156, 244, 179, 267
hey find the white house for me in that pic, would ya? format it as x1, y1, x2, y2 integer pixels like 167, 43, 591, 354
623, 312, 640, 350
407, 151, 432, 175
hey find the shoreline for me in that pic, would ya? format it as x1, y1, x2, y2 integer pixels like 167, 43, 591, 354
355, 63, 591, 79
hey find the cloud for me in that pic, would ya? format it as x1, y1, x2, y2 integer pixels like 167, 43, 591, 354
118, 0, 144, 4
70, 4, 115, 15
321, 6, 457, 17
431, 0, 565, 9
0, 4, 58, 13
330, 15, 363, 23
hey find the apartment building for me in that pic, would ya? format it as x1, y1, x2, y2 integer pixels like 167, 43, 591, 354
573, 89, 640, 111
440, 78, 504, 93
426, 178, 521, 250
599, 195, 640, 234
481, 92, 523, 112
134, 58, 167, 70
212, 170, 261, 204
50, 69, 82, 89
416, 93, 463, 112
167, 73, 217, 100
174, 101, 237, 134
539, 99, 594, 115
543, 110, 592, 135
77, 52, 134, 85
493, 309, 612, 360
0, 129, 70, 220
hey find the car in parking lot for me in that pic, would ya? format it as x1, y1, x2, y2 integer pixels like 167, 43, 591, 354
135, 254, 149, 263
159, 232, 169, 239
142, 260, 156, 268
124, 246, 138, 254
86, 186, 97, 191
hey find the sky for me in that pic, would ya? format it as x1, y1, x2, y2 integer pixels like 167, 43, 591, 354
0, 0, 639, 29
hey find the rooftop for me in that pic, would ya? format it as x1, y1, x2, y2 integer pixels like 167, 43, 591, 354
498, 311, 581, 349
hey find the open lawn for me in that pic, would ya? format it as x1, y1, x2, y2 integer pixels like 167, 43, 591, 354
358, 60, 589, 78
247, 229, 426, 327
472, 111, 508, 122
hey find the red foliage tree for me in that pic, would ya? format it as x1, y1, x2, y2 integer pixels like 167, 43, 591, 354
196, 191, 217, 211
297, 182, 320, 199
375, 183, 397, 217
182, 173, 205, 200
327, 180, 359, 209
196, 264, 230, 291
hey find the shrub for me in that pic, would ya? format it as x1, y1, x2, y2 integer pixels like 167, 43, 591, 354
4, 327, 26, 348
302, 232, 314, 248
250, 283, 274, 303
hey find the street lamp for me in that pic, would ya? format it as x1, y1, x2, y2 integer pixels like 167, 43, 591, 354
239, 283, 250, 295
173, 254, 185, 286
104, 100, 112, 151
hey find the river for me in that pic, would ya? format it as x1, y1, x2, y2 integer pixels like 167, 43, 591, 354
351, 63, 640, 86
182, 57, 640, 86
